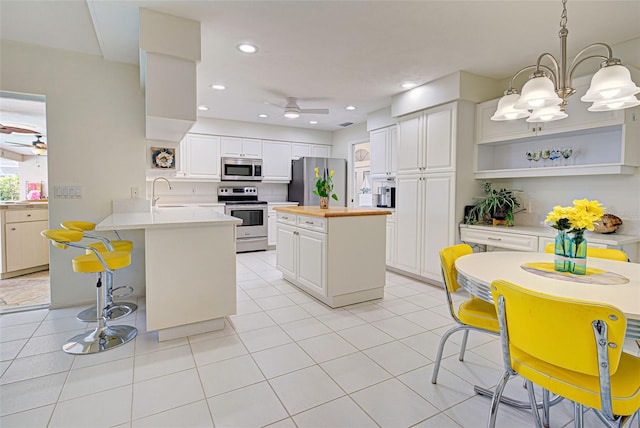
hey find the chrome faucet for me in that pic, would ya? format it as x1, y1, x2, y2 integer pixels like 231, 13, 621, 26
152, 177, 172, 207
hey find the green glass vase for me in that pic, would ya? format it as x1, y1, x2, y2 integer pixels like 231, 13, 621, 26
568, 230, 587, 275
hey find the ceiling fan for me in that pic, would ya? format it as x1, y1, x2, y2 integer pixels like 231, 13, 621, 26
0, 123, 40, 135
267, 97, 329, 119
6, 135, 47, 155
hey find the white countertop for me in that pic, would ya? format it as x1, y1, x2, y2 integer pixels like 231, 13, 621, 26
460, 223, 640, 246
96, 206, 241, 231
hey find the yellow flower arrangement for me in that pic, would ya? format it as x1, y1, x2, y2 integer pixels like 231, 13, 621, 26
313, 166, 339, 201
544, 199, 604, 232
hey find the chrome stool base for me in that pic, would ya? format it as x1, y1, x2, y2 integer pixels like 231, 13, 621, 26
76, 302, 138, 322
63, 325, 137, 355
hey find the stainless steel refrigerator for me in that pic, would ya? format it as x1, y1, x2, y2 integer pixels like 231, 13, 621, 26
288, 157, 347, 207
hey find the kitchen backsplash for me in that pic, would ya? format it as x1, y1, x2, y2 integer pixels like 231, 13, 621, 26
145, 181, 289, 204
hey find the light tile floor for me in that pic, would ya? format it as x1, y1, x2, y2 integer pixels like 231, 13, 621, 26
0, 250, 626, 427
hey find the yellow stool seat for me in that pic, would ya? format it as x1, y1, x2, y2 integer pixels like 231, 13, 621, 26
61, 220, 98, 232
88, 240, 133, 253
72, 251, 131, 274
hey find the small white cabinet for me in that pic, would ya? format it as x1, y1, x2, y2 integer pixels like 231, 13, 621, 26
292, 143, 331, 159
268, 203, 297, 247
262, 140, 292, 183
397, 104, 455, 175
311, 145, 331, 158
221, 136, 262, 158
180, 134, 221, 179
2, 207, 49, 278
370, 125, 397, 178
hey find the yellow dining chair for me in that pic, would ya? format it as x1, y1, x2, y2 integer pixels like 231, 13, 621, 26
544, 243, 629, 262
489, 279, 640, 428
61, 220, 137, 322
431, 244, 500, 384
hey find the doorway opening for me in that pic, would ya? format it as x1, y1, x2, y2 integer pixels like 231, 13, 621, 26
0, 91, 50, 313
352, 141, 371, 207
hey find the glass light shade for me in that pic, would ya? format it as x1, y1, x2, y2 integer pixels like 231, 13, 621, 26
284, 111, 299, 119
526, 105, 568, 122
581, 65, 640, 102
514, 76, 562, 110
31, 147, 46, 155
587, 95, 640, 112
491, 93, 530, 121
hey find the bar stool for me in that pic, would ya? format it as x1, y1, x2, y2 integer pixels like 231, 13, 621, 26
61, 220, 137, 322
41, 229, 137, 354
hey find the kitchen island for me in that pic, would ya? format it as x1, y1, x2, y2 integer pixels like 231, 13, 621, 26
97, 206, 241, 341
273, 206, 391, 308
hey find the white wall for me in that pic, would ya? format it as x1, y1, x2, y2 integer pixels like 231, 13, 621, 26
1, 40, 147, 308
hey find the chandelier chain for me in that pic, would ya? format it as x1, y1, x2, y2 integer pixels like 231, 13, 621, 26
560, 0, 568, 29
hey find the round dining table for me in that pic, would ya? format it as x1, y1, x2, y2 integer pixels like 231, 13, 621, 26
455, 251, 640, 339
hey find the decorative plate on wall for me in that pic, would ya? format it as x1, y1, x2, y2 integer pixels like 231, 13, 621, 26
151, 147, 176, 169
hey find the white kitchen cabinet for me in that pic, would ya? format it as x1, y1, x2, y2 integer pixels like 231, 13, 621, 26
474, 76, 639, 179
262, 140, 292, 183
291, 143, 310, 159
276, 215, 327, 296
275, 209, 388, 307
370, 125, 397, 179
221, 136, 262, 158
177, 134, 221, 180
268, 203, 298, 247
385, 212, 396, 266
397, 103, 455, 175
459, 225, 638, 262
2, 207, 49, 278
392, 101, 477, 285
311, 144, 331, 158
394, 173, 454, 282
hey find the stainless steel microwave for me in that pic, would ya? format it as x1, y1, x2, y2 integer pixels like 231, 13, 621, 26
221, 157, 263, 181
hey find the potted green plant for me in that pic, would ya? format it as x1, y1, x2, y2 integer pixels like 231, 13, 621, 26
465, 182, 521, 226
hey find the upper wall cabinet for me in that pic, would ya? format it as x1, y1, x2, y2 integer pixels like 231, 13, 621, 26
370, 125, 397, 179
176, 134, 221, 180
397, 103, 455, 175
221, 137, 262, 158
292, 143, 331, 159
263, 140, 292, 183
475, 81, 640, 179
476, 81, 623, 145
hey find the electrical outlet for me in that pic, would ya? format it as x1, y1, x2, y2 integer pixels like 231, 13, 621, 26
131, 187, 139, 198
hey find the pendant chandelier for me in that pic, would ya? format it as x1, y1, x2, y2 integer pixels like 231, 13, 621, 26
492, 0, 640, 122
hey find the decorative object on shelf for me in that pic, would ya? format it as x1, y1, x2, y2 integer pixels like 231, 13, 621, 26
151, 147, 176, 169
545, 199, 605, 274
26, 181, 44, 201
312, 166, 338, 209
592, 213, 623, 234
491, 0, 640, 123
464, 182, 521, 226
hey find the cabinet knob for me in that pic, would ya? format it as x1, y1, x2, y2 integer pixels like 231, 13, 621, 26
10, 227, 16, 231
27, 214, 31, 217
538, 126, 542, 132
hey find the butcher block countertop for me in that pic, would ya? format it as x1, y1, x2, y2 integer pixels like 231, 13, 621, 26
273, 205, 392, 218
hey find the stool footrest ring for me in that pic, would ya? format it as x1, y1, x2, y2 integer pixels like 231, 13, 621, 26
112, 285, 134, 299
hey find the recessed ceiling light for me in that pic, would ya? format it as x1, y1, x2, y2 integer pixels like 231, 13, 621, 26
401, 82, 417, 89
258, 114, 268, 118
197, 105, 209, 111
309, 120, 318, 124
345, 105, 357, 111
284, 112, 300, 119
211, 84, 226, 90
237, 44, 258, 54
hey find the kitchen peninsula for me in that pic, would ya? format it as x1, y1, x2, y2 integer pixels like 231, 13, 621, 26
274, 206, 391, 308
97, 206, 241, 341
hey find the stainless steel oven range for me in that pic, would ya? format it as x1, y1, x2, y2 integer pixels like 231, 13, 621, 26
218, 186, 268, 253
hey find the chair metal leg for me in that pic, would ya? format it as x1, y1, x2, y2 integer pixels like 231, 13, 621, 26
488, 370, 511, 428
63, 272, 137, 355
574, 403, 584, 428
431, 324, 468, 384
526, 380, 543, 428
76, 272, 136, 322
459, 329, 470, 361
542, 388, 551, 428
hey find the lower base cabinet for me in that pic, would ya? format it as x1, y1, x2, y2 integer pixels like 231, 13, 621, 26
275, 211, 387, 308
2, 207, 49, 279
